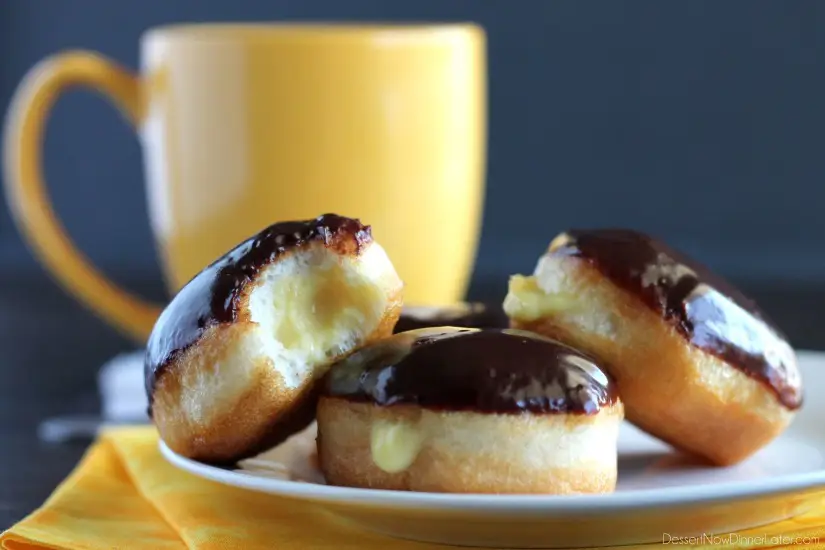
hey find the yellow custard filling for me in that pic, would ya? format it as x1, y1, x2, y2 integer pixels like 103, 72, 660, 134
370, 419, 424, 473
503, 274, 577, 322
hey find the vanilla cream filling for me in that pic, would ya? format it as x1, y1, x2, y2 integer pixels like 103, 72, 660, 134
503, 253, 586, 321
248, 244, 394, 388
368, 410, 621, 474
503, 274, 577, 322
370, 419, 425, 473
503, 255, 619, 339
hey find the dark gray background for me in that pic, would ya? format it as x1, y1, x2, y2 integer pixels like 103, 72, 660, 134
3, 0, 825, 302
3, 2, 825, 526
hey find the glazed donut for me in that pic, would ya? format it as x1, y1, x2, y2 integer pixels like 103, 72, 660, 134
503, 229, 802, 466
317, 327, 623, 494
393, 302, 509, 333
145, 214, 403, 464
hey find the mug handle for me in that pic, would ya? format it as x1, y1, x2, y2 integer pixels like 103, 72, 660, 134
3, 51, 162, 343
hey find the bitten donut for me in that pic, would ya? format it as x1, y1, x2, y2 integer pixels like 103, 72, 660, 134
317, 327, 623, 494
503, 229, 802, 466
393, 302, 509, 333
145, 214, 403, 464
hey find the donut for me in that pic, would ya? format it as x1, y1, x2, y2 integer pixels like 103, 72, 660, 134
316, 327, 623, 494
145, 214, 403, 464
393, 302, 509, 333
503, 229, 802, 466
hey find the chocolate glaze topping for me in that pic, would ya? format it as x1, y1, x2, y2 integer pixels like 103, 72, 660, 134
393, 303, 509, 333
551, 229, 801, 409
323, 327, 619, 414
144, 214, 371, 402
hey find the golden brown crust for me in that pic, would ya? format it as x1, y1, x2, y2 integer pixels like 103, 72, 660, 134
153, 290, 402, 464
316, 398, 621, 494
148, 222, 404, 465
145, 214, 375, 400
509, 259, 795, 466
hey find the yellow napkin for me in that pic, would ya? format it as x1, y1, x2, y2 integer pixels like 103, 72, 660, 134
3, 426, 825, 550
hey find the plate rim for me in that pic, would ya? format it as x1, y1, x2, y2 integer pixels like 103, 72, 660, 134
159, 349, 825, 513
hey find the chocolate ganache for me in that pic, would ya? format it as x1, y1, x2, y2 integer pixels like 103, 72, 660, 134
393, 303, 509, 333
550, 229, 801, 409
144, 214, 371, 400
323, 327, 618, 414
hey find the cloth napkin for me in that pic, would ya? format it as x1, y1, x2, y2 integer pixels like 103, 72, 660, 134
3, 427, 825, 550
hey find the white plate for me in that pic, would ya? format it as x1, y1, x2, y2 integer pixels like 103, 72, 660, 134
161, 350, 825, 548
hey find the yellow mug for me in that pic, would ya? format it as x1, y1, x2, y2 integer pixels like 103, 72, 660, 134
3, 23, 487, 343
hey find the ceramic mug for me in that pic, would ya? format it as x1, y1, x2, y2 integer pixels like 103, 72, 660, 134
3, 23, 487, 342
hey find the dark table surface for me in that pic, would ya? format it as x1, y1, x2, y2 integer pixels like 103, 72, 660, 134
3, 270, 825, 529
